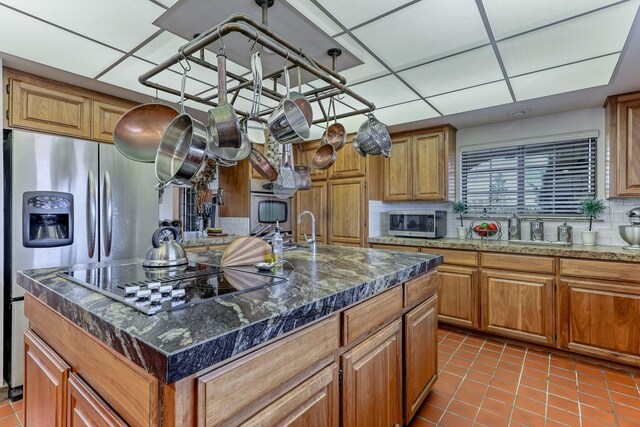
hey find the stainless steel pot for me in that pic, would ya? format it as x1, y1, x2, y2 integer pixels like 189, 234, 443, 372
155, 67, 209, 188
143, 226, 189, 267
209, 53, 242, 149
268, 67, 310, 144
357, 114, 392, 157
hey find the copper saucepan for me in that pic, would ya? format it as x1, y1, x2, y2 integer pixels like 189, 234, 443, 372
248, 148, 278, 182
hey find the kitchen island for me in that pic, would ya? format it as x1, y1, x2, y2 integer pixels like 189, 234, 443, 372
18, 245, 442, 426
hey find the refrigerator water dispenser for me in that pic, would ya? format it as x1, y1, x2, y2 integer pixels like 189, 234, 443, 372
22, 191, 74, 247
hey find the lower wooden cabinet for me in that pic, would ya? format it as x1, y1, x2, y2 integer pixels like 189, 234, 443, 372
558, 278, 640, 365
241, 364, 339, 427
341, 319, 403, 427
404, 295, 438, 423
67, 373, 127, 427
437, 265, 479, 329
481, 269, 555, 346
24, 329, 69, 427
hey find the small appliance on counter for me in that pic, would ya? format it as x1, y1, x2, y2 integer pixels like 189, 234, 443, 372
508, 213, 521, 240
557, 222, 573, 244
388, 211, 447, 239
530, 218, 544, 241
619, 208, 640, 250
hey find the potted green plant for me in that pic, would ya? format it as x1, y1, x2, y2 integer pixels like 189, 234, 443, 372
579, 198, 606, 245
452, 201, 468, 239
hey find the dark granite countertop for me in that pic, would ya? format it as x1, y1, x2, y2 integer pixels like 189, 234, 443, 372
369, 236, 640, 262
18, 245, 441, 384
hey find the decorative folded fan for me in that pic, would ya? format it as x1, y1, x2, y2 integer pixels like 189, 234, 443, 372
220, 237, 272, 267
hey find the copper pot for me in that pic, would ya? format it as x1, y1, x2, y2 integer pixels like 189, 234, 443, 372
113, 103, 179, 163
248, 148, 278, 182
312, 143, 336, 170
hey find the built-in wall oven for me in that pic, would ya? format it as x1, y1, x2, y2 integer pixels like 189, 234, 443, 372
250, 180, 292, 234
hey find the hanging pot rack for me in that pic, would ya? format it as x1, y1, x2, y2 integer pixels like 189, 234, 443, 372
137, 7, 376, 126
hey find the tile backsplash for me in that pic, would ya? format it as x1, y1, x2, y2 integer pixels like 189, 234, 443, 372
218, 217, 250, 236
369, 199, 640, 247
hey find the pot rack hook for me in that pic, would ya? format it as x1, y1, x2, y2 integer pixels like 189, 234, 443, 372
177, 47, 191, 72
327, 48, 345, 100
216, 26, 226, 54
281, 49, 290, 68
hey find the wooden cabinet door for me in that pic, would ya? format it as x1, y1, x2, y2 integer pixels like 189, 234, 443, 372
557, 278, 640, 366
329, 141, 366, 179
241, 364, 339, 427
412, 131, 446, 200
481, 269, 554, 345
438, 265, 479, 329
91, 100, 132, 143
341, 319, 403, 427
24, 329, 70, 427
383, 136, 412, 201
295, 181, 327, 244
9, 79, 92, 138
328, 178, 365, 246
296, 143, 327, 181
67, 373, 127, 427
608, 94, 640, 196
404, 295, 438, 424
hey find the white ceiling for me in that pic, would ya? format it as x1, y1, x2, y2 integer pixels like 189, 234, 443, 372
1, 0, 639, 134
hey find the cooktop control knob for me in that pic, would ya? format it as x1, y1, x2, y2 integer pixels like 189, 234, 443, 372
171, 289, 186, 301
136, 289, 152, 301
149, 294, 162, 306
124, 285, 141, 297
147, 283, 161, 293
159, 285, 173, 297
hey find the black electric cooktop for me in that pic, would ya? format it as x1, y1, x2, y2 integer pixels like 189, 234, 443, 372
61, 261, 287, 315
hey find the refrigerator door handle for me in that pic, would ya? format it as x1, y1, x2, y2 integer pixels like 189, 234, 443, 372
102, 171, 112, 257
86, 169, 97, 258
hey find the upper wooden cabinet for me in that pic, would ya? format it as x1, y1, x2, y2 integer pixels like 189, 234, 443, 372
329, 139, 366, 179
607, 92, 640, 197
383, 126, 456, 201
8, 78, 92, 139
4, 68, 136, 142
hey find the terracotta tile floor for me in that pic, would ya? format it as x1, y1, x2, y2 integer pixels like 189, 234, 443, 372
410, 329, 640, 427
3, 329, 640, 426
0, 399, 22, 427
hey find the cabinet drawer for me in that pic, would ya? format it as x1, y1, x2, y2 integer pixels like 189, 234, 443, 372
198, 315, 339, 427
420, 248, 477, 266
342, 286, 403, 346
404, 270, 439, 308
481, 252, 554, 274
560, 258, 640, 283
370, 244, 419, 252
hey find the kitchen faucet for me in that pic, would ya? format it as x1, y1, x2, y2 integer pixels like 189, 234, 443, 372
297, 211, 316, 251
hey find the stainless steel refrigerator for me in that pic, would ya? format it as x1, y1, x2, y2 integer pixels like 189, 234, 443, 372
2, 129, 158, 396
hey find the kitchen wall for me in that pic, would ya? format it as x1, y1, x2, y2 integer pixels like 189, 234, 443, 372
369, 107, 639, 246
0, 60, 4, 388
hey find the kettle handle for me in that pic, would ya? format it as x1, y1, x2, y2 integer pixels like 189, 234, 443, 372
152, 226, 181, 248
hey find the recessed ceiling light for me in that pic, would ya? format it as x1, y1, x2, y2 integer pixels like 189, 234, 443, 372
508, 109, 531, 117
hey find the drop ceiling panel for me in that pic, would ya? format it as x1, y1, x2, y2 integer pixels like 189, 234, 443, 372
428, 81, 512, 115
351, 75, 418, 107
511, 54, 619, 101
0, 6, 123, 78
156, 0, 179, 8
399, 46, 503, 97
1, 0, 164, 52
99, 57, 212, 103
154, 0, 362, 83
334, 34, 389, 84
483, 0, 621, 40
374, 100, 440, 126
352, 0, 489, 70
316, 0, 414, 29
498, 1, 639, 77
284, 0, 343, 35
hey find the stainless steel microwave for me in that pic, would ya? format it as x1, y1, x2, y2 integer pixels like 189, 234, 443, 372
388, 210, 447, 239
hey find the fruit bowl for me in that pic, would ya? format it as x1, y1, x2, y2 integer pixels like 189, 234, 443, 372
472, 228, 498, 238
467, 215, 502, 240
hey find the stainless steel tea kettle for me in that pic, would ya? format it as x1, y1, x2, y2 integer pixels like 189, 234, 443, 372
143, 226, 188, 268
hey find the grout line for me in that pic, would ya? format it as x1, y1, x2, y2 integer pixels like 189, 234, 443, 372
472, 339, 506, 424
506, 345, 527, 426
602, 369, 622, 426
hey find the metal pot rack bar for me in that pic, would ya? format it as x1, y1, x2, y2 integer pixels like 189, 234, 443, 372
138, 13, 376, 126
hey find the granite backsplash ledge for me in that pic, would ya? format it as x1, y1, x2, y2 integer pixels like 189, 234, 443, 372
369, 235, 640, 262
18, 246, 441, 384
